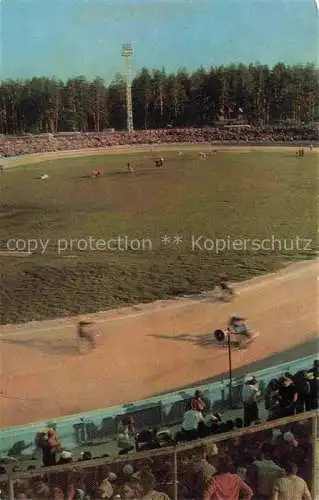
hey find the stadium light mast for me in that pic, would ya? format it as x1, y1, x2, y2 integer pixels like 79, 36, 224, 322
121, 43, 134, 133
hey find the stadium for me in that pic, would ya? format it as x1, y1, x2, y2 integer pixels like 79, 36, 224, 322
1, 3, 319, 499
0, 134, 318, 500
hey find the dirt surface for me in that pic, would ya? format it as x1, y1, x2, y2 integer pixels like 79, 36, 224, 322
0, 259, 317, 427
3, 143, 318, 169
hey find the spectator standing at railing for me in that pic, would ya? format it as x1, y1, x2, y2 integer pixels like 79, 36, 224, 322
270, 461, 311, 500
293, 371, 311, 413
242, 375, 260, 427
203, 455, 253, 500
265, 379, 282, 420
276, 374, 298, 418
42, 429, 59, 467
306, 359, 319, 410
117, 416, 136, 455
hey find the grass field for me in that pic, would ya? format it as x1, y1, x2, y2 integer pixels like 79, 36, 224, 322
0, 149, 316, 324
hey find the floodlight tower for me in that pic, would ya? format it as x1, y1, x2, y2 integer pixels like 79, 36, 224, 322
121, 44, 134, 133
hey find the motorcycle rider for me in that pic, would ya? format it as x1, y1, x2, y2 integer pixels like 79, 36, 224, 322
228, 315, 249, 336
218, 273, 234, 296
77, 317, 96, 350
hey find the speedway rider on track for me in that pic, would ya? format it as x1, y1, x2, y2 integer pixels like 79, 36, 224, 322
227, 315, 249, 337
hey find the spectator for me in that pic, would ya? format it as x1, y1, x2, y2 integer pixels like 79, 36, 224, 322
57, 450, 73, 465
271, 461, 311, 500
119, 482, 139, 499
81, 451, 92, 461
118, 416, 135, 434
178, 404, 207, 441
203, 455, 253, 500
138, 471, 171, 500
234, 418, 243, 429
199, 442, 219, 487
117, 420, 136, 454
122, 464, 134, 480
99, 472, 117, 499
66, 484, 88, 500
277, 374, 298, 417
30, 480, 51, 499
306, 360, 319, 410
265, 379, 281, 420
51, 486, 65, 500
191, 390, 206, 413
42, 429, 59, 467
135, 428, 161, 452
253, 443, 284, 499
293, 371, 311, 413
242, 375, 260, 426
236, 465, 247, 480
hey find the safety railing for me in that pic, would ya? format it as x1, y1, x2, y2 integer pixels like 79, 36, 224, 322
1, 410, 316, 500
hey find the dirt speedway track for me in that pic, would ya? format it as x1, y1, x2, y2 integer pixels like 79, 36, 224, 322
0, 259, 317, 427
3, 143, 318, 169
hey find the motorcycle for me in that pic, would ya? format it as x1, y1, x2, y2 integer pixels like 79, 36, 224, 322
211, 284, 236, 302
213, 324, 259, 348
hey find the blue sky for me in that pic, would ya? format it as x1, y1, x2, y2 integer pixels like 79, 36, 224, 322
1, 0, 318, 83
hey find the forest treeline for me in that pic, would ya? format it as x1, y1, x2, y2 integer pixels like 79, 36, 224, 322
0, 63, 318, 134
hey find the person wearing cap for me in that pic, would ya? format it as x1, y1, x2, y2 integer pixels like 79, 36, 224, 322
276, 374, 298, 418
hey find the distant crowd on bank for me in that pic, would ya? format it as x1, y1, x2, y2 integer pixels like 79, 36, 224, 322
0, 125, 317, 158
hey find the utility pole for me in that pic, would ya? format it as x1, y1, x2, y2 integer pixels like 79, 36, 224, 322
121, 44, 134, 133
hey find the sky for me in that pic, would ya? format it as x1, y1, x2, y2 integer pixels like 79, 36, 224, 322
1, 0, 318, 83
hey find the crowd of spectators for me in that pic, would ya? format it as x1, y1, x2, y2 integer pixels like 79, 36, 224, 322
0, 126, 317, 158
8, 417, 314, 499
0, 361, 316, 499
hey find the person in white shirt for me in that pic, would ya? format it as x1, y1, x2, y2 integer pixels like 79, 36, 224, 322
242, 374, 260, 426
181, 407, 206, 440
